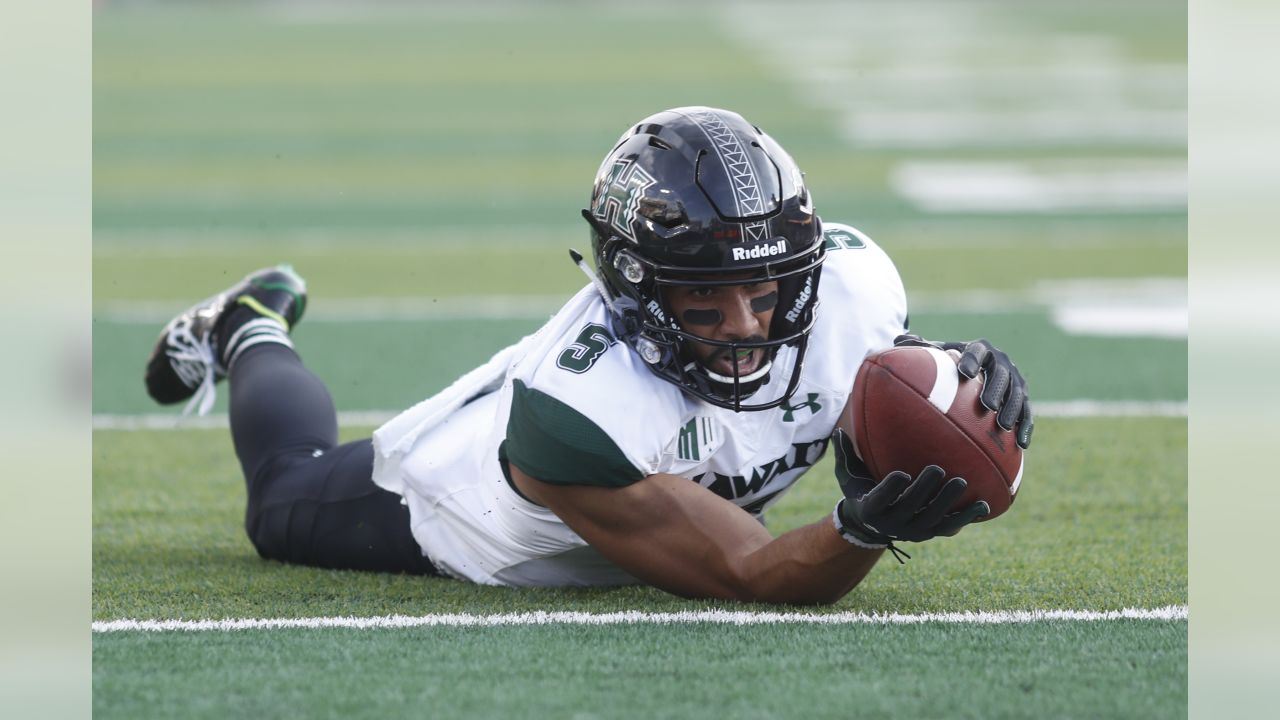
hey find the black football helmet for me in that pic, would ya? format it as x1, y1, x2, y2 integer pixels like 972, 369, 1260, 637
582, 106, 825, 411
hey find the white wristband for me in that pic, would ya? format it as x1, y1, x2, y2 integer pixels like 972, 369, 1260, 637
831, 504, 888, 550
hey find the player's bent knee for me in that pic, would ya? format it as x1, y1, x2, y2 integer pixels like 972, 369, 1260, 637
243, 502, 303, 564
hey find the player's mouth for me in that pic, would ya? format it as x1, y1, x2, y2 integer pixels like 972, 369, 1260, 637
711, 347, 762, 377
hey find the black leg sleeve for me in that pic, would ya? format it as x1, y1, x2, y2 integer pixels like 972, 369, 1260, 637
229, 343, 339, 483
228, 343, 437, 575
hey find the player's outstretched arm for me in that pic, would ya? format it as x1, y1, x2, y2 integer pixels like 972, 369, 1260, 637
510, 464, 883, 605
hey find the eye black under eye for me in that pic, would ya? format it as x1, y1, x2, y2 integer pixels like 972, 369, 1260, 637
681, 308, 722, 326
749, 291, 778, 313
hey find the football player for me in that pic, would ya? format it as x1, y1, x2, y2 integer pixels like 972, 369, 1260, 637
145, 107, 1032, 603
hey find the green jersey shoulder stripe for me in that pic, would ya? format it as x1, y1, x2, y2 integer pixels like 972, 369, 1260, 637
499, 379, 643, 488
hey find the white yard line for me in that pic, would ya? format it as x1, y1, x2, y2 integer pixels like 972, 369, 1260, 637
92, 605, 1187, 633
95, 279, 1187, 325
99, 296, 1188, 337
846, 111, 1185, 149
93, 411, 397, 430
91, 401, 1187, 431
92, 226, 578, 257
1053, 306, 1187, 339
92, 222, 1183, 255
891, 161, 1186, 213
97, 296, 569, 324
720, 1, 1186, 150
1033, 401, 1187, 418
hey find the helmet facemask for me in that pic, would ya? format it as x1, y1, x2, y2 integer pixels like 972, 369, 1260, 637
588, 226, 825, 412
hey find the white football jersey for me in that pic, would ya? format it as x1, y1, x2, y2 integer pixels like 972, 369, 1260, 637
371, 223, 907, 586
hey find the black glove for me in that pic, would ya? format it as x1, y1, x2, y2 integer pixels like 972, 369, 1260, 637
894, 334, 1034, 449
834, 463, 990, 549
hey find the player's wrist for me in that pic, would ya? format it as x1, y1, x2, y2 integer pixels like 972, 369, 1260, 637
831, 500, 889, 549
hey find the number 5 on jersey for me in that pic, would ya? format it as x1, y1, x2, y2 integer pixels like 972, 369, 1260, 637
557, 323, 617, 373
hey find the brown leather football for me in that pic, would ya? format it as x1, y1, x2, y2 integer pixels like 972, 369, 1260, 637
840, 346, 1024, 520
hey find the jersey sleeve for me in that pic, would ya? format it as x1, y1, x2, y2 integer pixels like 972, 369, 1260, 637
819, 223, 909, 344
792, 222, 909, 402
497, 294, 685, 489
499, 378, 644, 488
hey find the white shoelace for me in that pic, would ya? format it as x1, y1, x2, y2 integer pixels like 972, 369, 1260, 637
165, 321, 219, 416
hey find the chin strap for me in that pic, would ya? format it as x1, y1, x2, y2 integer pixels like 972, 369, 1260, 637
569, 248, 667, 366
696, 357, 774, 385
568, 249, 620, 317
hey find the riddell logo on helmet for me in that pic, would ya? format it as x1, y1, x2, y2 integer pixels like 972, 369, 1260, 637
784, 275, 813, 323
731, 239, 787, 262
646, 299, 667, 324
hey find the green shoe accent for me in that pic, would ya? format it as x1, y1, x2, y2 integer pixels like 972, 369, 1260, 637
251, 265, 307, 320
236, 295, 290, 331
251, 281, 307, 319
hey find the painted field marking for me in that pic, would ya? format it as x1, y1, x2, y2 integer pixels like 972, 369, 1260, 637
720, 1, 1186, 149
94, 411, 393, 431
93, 223, 1184, 255
97, 295, 569, 323
97, 292, 1039, 325
95, 278, 1186, 327
92, 226, 579, 257
92, 605, 1187, 633
91, 401, 1186, 431
910, 279, 1186, 339
845, 110, 1185, 149
1034, 401, 1187, 418
1053, 305, 1187, 339
1034, 278, 1187, 339
890, 161, 1186, 213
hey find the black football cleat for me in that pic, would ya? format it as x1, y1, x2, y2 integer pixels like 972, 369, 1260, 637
144, 265, 307, 415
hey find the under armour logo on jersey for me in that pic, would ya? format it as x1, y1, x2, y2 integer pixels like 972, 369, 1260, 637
591, 158, 657, 243
780, 393, 822, 422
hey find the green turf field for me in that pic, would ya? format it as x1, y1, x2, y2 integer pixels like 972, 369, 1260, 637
95, 621, 1186, 719
93, 2, 1186, 718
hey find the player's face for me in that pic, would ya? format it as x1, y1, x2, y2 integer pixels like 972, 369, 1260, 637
663, 279, 779, 378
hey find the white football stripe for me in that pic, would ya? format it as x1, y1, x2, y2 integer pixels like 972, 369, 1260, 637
925, 347, 959, 412
1010, 454, 1025, 495
91, 605, 1188, 633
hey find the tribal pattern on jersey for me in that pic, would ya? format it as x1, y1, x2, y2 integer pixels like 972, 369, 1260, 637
677, 417, 716, 462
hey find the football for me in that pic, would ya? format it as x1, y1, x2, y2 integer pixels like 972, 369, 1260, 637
840, 346, 1024, 520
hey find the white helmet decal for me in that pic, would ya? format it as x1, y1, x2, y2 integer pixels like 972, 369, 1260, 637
590, 158, 657, 244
